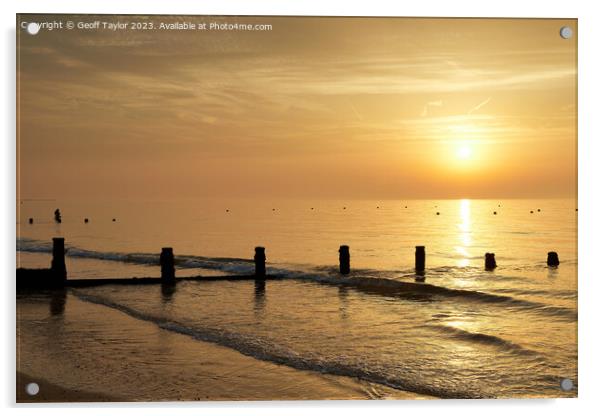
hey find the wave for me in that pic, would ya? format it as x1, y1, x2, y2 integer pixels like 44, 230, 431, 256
287, 272, 577, 320
71, 290, 487, 399
17, 238, 255, 274
424, 324, 539, 356
17, 238, 577, 320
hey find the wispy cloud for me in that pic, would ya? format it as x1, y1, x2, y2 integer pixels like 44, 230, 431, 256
421, 100, 443, 117
468, 97, 492, 114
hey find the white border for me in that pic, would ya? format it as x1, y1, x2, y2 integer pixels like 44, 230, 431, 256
3, 1, 601, 415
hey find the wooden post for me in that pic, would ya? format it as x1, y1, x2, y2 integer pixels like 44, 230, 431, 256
415, 246, 425, 273
485, 253, 497, 270
51, 238, 67, 281
339, 245, 350, 275
547, 252, 560, 267
160, 247, 175, 283
254, 247, 266, 278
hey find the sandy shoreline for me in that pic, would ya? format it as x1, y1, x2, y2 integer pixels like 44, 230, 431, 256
17, 291, 431, 402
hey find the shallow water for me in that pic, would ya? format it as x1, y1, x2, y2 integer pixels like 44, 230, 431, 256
18, 291, 417, 401
16, 197, 577, 399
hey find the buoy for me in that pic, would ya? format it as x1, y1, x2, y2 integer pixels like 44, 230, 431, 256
537, 209, 541, 212
84, 218, 89, 223
493, 211, 497, 215
112, 218, 116, 222
530, 210, 534, 214
54, 209, 62, 224
436, 212, 440, 215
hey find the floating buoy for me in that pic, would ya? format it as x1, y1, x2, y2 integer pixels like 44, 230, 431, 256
436, 212, 440, 215
112, 218, 116, 222
84, 218, 89, 223
537, 209, 541, 212
530, 210, 534, 214
225, 209, 229, 213
493, 211, 497, 215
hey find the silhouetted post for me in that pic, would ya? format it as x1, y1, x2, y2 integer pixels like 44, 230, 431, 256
254, 247, 266, 278
547, 252, 560, 267
485, 253, 497, 270
54, 209, 62, 224
415, 246, 426, 273
160, 247, 175, 283
51, 238, 67, 281
339, 245, 350, 275
28, 218, 33, 224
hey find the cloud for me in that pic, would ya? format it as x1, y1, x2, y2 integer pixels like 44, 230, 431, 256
421, 100, 443, 117
468, 97, 492, 114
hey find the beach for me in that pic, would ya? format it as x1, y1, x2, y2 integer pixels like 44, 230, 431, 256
16, 198, 578, 401
17, 290, 428, 402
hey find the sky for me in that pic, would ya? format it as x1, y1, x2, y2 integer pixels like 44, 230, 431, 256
17, 16, 577, 200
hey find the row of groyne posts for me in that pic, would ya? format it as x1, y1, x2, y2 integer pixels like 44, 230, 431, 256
17, 238, 562, 289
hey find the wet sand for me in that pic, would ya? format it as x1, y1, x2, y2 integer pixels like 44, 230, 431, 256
17, 291, 430, 402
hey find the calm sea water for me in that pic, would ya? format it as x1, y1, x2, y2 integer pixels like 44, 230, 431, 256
16, 197, 577, 399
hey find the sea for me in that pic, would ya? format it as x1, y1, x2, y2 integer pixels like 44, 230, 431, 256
16, 197, 578, 400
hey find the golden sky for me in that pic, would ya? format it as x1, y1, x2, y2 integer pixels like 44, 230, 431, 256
17, 16, 577, 199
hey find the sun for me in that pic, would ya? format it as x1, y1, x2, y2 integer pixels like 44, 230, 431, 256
456, 144, 472, 160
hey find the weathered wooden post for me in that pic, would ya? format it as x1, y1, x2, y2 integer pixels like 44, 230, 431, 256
339, 245, 350, 275
547, 251, 560, 267
160, 247, 175, 283
485, 252, 497, 270
51, 237, 67, 281
415, 246, 426, 273
254, 247, 266, 278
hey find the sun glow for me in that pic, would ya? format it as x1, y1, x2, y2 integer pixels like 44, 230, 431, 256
456, 144, 472, 160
